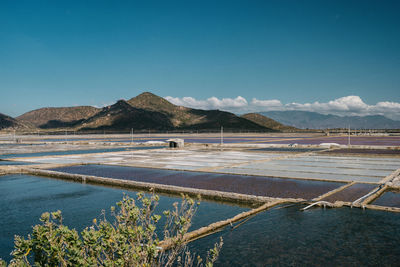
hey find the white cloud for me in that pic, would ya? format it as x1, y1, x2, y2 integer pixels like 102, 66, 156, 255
164, 95, 400, 120
284, 96, 369, 114
282, 96, 400, 119
251, 98, 282, 108
165, 96, 248, 110
93, 102, 115, 109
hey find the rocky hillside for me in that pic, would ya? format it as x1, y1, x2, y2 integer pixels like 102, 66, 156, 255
14, 92, 285, 132
80, 100, 173, 131
127, 92, 206, 127
0, 113, 31, 130
127, 92, 268, 130
18, 106, 100, 129
241, 113, 297, 132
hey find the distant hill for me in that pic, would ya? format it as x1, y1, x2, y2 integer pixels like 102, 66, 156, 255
80, 99, 173, 131
127, 92, 193, 127
261, 111, 400, 129
0, 113, 31, 130
125, 92, 269, 131
127, 92, 269, 130
18, 106, 100, 129
241, 113, 297, 132
16, 92, 276, 132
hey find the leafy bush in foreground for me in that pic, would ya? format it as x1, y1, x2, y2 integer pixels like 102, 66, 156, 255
0, 193, 222, 266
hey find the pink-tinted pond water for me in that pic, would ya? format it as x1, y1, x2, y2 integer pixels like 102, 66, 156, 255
322, 148, 400, 155
372, 190, 400, 208
51, 164, 345, 200
322, 183, 377, 202
271, 136, 400, 146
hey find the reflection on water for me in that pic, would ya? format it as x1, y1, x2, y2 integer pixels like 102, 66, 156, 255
189, 204, 400, 266
0, 174, 247, 262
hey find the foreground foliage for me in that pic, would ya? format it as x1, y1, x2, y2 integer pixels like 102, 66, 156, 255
0, 193, 222, 266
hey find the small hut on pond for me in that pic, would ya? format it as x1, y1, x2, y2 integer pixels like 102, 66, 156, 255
167, 138, 184, 148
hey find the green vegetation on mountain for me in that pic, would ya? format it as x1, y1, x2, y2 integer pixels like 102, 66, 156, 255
0, 113, 30, 130
17, 106, 100, 129
127, 92, 270, 131
3, 92, 290, 132
80, 99, 174, 131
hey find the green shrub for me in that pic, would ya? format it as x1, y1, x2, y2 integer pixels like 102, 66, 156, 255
0, 193, 222, 266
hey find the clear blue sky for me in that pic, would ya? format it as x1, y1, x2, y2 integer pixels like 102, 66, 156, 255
1, 0, 399, 117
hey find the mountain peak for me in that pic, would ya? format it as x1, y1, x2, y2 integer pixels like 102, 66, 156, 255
136, 92, 160, 98
127, 92, 178, 113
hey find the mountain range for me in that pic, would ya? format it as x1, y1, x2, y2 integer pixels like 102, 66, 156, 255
1, 92, 279, 132
2, 93, 399, 132
261, 111, 400, 129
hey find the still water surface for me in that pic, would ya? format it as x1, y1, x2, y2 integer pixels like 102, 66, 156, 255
0, 146, 163, 159
190, 204, 400, 266
1, 174, 399, 266
52, 164, 343, 199
0, 174, 246, 262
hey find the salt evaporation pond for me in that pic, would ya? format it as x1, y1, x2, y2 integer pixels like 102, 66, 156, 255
322, 183, 377, 202
250, 147, 325, 152
0, 174, 247, 262
0, 160, 34, 165
322, 148, 400, 156
51, 164, 344, 199
189, 204, 400, 266
271, 136, 400, 146
0, 146, 164, 159
372, 190, 400, 208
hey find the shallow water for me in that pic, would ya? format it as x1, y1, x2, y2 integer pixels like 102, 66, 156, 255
0, 160, 34, 165
0, 146, 164, 159
272, 136, 400, 146
0, 174, 247, 262
372, 190, 400, 208
219, 167, 382, 183
189, 204, 400, 266
323, 183, 377, 202
51, 164, 344, 199
251, 147, 324, 152
322, 148, 400, 155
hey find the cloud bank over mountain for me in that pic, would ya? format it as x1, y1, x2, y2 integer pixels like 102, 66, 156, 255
164, 95, 400, 120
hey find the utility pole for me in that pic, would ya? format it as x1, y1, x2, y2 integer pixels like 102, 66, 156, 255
348, 125, 351, 147
220, 126, 223, 146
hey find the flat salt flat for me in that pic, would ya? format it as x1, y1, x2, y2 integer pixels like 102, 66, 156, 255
10, 148, 399, 184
